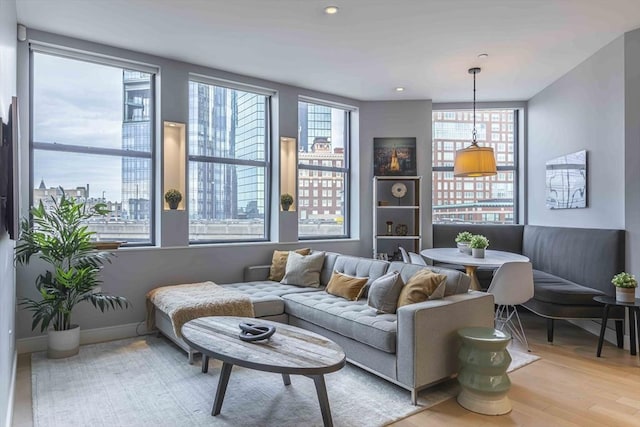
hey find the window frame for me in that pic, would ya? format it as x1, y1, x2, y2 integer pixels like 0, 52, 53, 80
29, 47, 157, 246
431, 107, 520, 224
187, 76, 272, 244
297, 98, 352, 240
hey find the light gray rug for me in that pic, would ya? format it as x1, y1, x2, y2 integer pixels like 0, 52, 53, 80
31, 336, 539, 427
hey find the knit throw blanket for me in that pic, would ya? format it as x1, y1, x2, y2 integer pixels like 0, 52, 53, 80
146, 281, 255, 338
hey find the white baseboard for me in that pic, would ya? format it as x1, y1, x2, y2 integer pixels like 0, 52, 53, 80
568, 319, 629, 350
4, 351, 17, 427
17, 321, 151, 354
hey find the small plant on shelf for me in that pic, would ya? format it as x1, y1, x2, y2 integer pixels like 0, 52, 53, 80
281, 193, 294, 211
164, 189, 182, 210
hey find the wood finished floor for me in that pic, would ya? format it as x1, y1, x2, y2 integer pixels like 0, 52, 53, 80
12, 312, 640, 427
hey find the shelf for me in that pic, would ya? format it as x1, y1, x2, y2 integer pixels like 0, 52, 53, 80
375, 235, 420, 240
376, 206, 419, 209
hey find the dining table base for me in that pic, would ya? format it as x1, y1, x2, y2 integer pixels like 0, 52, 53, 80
464, 265, 481, 291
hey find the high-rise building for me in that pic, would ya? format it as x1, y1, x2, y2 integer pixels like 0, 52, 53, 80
122, 70, 152, 220
298, 102, 331, 153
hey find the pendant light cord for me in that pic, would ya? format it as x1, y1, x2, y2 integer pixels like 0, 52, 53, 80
472, 69, 477, 145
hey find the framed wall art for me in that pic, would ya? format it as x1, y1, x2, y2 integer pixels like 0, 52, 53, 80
545, 149, 587, 209
373, 137, 417, 176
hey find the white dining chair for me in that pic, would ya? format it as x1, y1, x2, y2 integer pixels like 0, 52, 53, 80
398, 246, 410, 263
486, 262, 534, 351
408, 251, 427, 266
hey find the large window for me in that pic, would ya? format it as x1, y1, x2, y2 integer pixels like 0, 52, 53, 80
297, 101, 350, 238
188, 80, 270, 242
32, 51, 154, 244
432, 109, 517, 224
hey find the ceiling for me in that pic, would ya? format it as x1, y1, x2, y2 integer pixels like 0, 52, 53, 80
15, 0, 640, 102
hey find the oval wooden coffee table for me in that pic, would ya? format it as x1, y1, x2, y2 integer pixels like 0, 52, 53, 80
181, 316, 346, 427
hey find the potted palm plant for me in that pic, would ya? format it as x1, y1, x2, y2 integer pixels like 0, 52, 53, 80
469, 234, 489, 258
455, 231, 473, 254
611, 272, 637, 303
16, 191, 129, 359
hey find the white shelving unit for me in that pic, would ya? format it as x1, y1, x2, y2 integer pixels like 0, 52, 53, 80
373, 176, 422, 260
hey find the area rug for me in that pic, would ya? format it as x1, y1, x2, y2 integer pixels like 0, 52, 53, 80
31, 336, 539, 427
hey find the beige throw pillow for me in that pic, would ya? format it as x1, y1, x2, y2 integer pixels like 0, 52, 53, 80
280, 251, 326, 287
268, 248, 311, 281
326, 271, 369, 301
397, 268, 447, 307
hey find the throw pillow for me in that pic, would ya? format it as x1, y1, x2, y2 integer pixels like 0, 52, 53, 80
280, 251, 326, 287
397, 268, 447, 307
326, 271, 369, 301
268, 248, 311, 281
367, 270, 404, 314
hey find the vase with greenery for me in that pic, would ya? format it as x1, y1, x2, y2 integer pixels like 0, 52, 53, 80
16, 191, 129, 358
469, 234, 489, 258
164, 189, 182, 210
611, 272, 638, 303
281, 193, 294, 211
455, 231, 473, 254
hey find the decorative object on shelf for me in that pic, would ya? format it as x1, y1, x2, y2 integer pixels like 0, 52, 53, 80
373, 137, 417, 176
280, 193, 294, 211
546, 150, 587, 209
391, 182, 408, 202
469, 234, 490, 258
453, 67, 497, 178
164, 188, 182, 210
611, 272, 637, 303
375, 252, 389, 261
378, 200, 390, 206
238, 322, 276, 342
386, 221, 393, 235
15, 190, 129, 359
90, 241, 125, 250
455, 231, 474, 254
395, 224, 408, 236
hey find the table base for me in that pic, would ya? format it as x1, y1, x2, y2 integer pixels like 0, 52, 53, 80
457, 389, 511, 416
597, 304, 639, 357
465, 266, 481, 291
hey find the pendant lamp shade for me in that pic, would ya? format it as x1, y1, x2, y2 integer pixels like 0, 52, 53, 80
453, 145, 497, 177
453, 67, 497, 178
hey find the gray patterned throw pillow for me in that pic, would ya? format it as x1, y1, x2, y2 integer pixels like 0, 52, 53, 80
367, 270, 404, 314
280, 251, 326, 287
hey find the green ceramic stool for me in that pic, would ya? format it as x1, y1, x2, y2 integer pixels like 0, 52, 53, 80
456, 327, 512, 415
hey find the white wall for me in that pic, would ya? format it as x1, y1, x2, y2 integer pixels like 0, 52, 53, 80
360, 101, 433, 250
0, 0, 17, 424
15, 31, 432, 340
527, 36, 625, 229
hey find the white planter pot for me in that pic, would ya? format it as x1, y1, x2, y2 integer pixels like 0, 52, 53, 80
47, 325, 80, 359
615, 287, 636, 303
472, 248, 485, 258
457, 242, 471, 255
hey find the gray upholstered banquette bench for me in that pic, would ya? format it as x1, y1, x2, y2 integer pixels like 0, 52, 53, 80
432, 224, 625, 344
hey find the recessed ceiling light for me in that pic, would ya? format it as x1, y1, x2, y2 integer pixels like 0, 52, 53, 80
324, 6, 339, 15
395, 87, 405, 92
478, 53, 489, 59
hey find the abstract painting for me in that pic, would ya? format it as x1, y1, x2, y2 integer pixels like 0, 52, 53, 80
545, 150, 587, 209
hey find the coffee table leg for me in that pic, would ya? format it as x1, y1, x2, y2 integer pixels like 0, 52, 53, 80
311, 375, 333, 427
202, 355, 209, 373
282, 373, 291, 386
464, 266, 480, 291
597, 304, 610, 357
211, 362, 233, 416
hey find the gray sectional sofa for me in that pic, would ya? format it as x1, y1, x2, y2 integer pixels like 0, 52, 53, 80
154, 252, 494, 404
433, 224, 625, 344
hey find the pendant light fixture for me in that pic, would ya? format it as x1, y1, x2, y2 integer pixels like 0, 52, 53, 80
453, 67, 497, 177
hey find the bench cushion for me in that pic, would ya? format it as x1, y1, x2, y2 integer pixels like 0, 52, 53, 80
532, 270, 605, 306
282, 291, 397, 353
222, 281, 321, 318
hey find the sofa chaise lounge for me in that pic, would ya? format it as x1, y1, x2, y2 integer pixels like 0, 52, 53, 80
152, 252, 494, 404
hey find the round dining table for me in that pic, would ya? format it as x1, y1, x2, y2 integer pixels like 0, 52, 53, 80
420, 248, 530, 291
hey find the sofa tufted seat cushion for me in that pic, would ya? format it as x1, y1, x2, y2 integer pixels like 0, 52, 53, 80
531, 270, 605, 306
222, 281, 322, 318
282, 291, 397, 353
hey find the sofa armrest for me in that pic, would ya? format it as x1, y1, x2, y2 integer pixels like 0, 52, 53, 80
396, 291, 494, 389
243, 265, 271, 282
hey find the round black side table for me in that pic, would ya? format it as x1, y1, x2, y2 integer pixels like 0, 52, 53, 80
593, 295, 640, 357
